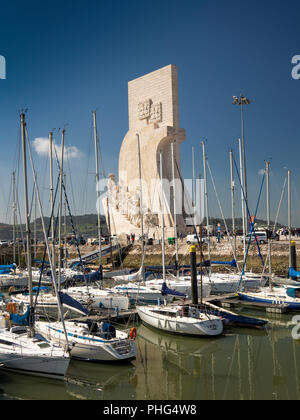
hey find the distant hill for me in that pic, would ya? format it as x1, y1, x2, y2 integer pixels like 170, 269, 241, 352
0, 214, 286, 241
0, 214, 109, 241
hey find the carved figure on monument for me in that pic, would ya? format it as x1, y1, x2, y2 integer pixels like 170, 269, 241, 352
104, 65, 187, 236
107, 174, 118, 210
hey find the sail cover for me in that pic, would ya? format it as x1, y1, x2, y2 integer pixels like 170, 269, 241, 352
211, 259, 237, 268
10, 306, 30, 326
161, 282, 185, 298
0, 264, 16, 270
289, 268, 300, 278
0, 269, 12, 275
72, 270, 102, 283
286, 287, 300, 299
58, 292, 89, 316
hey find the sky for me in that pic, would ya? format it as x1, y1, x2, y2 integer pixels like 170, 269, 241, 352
0, 0, 300, 228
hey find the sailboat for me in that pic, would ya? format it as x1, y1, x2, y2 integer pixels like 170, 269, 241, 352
35, 113, 136, 362
36, 319, 136, 362
0, 113, 70, 379
137, 150, 223, 337
60, 112, 130, 311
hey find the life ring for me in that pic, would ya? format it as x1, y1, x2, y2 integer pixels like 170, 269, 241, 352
129, 327, 137, 340
6, 302, 16, 314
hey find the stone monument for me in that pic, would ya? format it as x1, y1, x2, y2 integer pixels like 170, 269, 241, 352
104, 64, 187, 238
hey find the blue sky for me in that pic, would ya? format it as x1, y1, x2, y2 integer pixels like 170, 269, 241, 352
0, 0, 300, 227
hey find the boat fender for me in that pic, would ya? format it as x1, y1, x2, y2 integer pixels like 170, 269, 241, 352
130, 327, 137, 340
8, 286, 16, 294
6, 302, 16, 314
98, 302, 103, 308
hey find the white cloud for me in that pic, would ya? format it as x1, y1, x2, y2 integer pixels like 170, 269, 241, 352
32, 137, 81, 160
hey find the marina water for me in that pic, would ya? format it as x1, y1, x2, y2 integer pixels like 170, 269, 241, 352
0, 309, 299, 400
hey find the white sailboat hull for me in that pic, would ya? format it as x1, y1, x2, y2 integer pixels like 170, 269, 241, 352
11, 295, 85, 320
0, 275, 28, 288
0, 353, 69, 379
0, 327, 70, 380
63, 287, 129, 310
145, 279, 211, 299
36, 322, 136, 362
137, 306, 223, 337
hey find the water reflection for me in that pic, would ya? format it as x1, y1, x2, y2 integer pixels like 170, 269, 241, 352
134, 316, 300, 400
0, 313, 300, 400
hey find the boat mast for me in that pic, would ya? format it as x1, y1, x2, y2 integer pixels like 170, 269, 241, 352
49, 132, 56, 283
160, 150, 166, 283
12, 171, 16, 264
21, 113, 34, 337
34, 180, 37, 260
266, 161, 272, 290
192, 147, 197, 230
93, 111, 103, 280
58, 129, 65, 291
171, 141, 179, 276
230, 150, 237, 268
64, 174, 67, 269
137, 133, 145, 282
238, 138, 246, 264
202, 141, 211, 272
25, 123, 70, 349
199, 172, 203, 305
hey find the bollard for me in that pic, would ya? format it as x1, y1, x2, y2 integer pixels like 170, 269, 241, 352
190, 245, 198, 305
291, 241, 297, 279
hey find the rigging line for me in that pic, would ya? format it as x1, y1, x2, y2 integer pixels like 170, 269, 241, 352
62, 171, 90, 289
66, 151, 77, 216
34, 176, 60, 310
206, 159, 241, 272
174, 155, 209, 275
273, 174, 287, 235
233, 156, 265, 267
237, 173, 265, 289
4, 176, 13, 225
15, 194, 27, 265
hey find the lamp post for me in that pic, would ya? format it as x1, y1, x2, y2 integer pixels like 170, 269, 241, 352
233, 94, 251, 232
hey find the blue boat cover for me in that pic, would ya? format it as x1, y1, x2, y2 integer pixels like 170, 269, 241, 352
161, 282, 185, 298
10, 306, 30, 326
72, 269, 102, 283
211, 259, 237, 268
289, 268, 300, 278
286, 288, 300, 299
58, 292, 89, 316
0, 264, 16, 270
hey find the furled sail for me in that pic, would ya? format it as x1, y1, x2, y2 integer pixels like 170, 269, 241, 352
58, 292, 89, 316
9, 306, 30, 326
161, 282, 185, 298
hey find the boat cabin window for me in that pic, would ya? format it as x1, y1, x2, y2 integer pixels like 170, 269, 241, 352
154, 310, 177, 318
0, 339, 14, 346
37, 343, 51, 349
